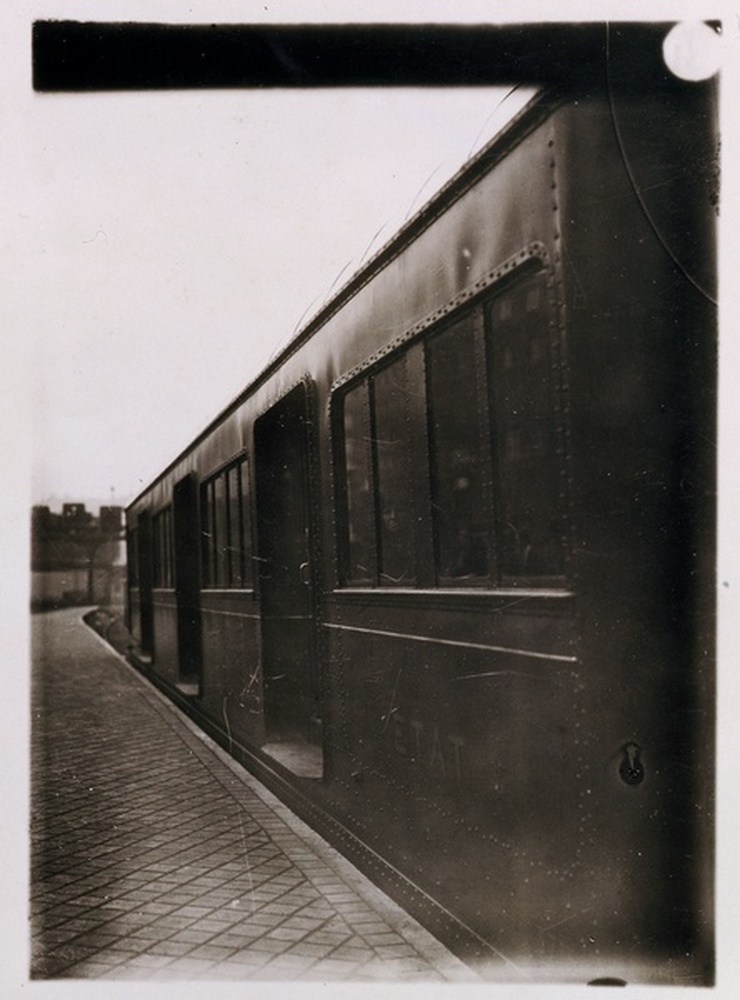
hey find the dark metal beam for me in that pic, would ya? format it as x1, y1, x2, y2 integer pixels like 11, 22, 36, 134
31, 21, 677, 93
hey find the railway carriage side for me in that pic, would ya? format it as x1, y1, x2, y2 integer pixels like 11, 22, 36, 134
125, 74, 715, 983
550, 84, 716, 973
317, 117, 578, 964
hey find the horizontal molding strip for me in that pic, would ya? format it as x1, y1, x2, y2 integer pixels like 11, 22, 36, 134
200, 606, 260, 620
323, 622, 577, 664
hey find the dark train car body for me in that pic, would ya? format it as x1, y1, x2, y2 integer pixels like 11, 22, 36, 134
126, 32, 716, 985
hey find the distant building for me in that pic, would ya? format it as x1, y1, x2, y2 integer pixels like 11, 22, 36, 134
100, 505, 124, 536
31, 504, 126, 613
62, 502, 90, 521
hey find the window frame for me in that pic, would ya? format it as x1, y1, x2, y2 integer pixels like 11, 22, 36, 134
200, 453, 254, 591
332, 258, 570, 592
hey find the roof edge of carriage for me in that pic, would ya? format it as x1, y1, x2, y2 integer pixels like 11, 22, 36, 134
126, 84, 564, 512
126, 19, 709, 511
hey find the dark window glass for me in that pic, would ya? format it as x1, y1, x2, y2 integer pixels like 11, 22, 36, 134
372, 357, 416, 586
201, 458, 252, 589
127, 527, 139, 586
226, 464, 243, 587
487, 273, 565, 578
213, 473, 228, 586
426, 314, 489, 583
236, 460, 254, 587
335, 266, 567, 592
167, 508, 173, 587
153, 508, 173, 588
201, 480, 214, 587
342, 383, 374, 584
153, 519, 160, 586
155, 515, 163, 587
165, 508, 173, 587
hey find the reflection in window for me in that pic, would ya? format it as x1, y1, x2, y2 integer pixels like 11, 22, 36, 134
213, 474, 228, 586
426, 315, 489, 583
201, 480, 215, 587
127, 527, 139, 587
373, 357, 416, 585
487, 273, 565, 578
227, 463, 247, 588
153, 507, 174, 588
336, 266, 567, 589
342, 383, 374, 584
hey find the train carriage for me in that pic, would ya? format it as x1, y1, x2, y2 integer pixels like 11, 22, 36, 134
126, 24, 716, 984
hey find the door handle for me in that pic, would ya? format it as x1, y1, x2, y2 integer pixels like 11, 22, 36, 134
299, 561, 310, 585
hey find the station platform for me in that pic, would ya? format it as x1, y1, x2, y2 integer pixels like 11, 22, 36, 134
30, 608, 478, 983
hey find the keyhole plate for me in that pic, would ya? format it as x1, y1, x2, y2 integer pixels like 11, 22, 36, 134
619, 742, 645, 786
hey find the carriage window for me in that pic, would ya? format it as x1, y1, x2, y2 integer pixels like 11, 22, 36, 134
127, 527, 139, 587
487, 272, 565, 579
426, 313, 490, 584
201, 479, 215, 586
201, 456, 253, 588
373, 356, 416, 585
213, 475, 228, 585
226, 468, 241, 587
342, 382, 374, 584
153, 507, 174, 588
336, 266, 567, 590
227, 461, 252, 588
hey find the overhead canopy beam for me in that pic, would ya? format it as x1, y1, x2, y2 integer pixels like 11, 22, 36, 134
32, 21, 680, 93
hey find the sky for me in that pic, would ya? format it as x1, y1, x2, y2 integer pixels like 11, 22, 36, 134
4, 1, 734, 519
9, 4, 542, 514
24, 81, 536, 509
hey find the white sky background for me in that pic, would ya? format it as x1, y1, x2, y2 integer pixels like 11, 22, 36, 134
4, 2, 740, 999
12, 3, 542, 513
25, 83, 532, 508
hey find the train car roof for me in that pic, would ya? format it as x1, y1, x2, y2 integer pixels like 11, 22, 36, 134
120, 21, 715, 508
124, 85, 555, 509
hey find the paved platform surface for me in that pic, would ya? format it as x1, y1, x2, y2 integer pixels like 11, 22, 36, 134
30, 608, 478, 983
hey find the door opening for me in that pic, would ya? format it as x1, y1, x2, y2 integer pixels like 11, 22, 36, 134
254, 383, 323, 778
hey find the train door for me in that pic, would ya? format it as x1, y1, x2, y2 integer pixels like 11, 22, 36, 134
173, 473, 202, 695
254, 383, 323, 777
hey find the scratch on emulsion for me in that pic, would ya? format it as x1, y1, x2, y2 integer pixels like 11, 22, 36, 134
222, 694, 257, 914
538, 905, 593, 933
381, 667, 403, 732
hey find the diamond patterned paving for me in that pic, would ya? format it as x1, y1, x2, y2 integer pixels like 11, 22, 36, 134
31, 609, 477, 982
